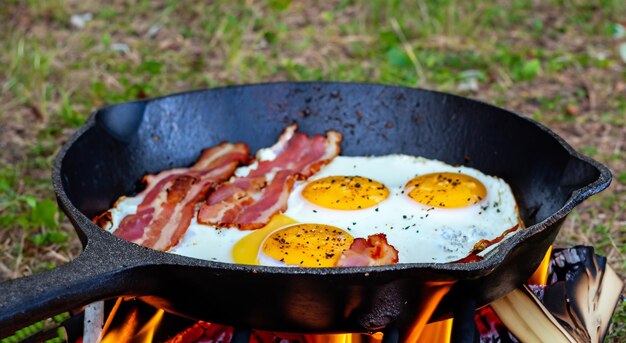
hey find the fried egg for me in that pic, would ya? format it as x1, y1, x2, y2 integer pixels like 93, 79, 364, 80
229, 154, 522, 266
107, 154, 522, 266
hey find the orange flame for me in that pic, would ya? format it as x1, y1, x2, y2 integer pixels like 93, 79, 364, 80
528, 245, 552, 286
416, 318, 453, 343
402, 281, 455, 343
306, 332, 384, 343
101, 298, 123, 337
300, 282, 454, 343
101, 307, 139, 343
101, 301, 164, 343
135, 309, 165, 342
101, 278, 456, 343
306, 334, 354, 343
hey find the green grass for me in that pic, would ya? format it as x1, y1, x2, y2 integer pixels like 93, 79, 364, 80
1, 0, 625, 340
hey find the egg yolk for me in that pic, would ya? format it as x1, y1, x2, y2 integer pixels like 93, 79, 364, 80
302, 176, 389, 210
232, 214, 297, 265
405, 172, 487, 208
261, 224, 354, 267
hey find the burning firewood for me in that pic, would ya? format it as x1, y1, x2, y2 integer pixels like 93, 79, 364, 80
487, 246, 624, 343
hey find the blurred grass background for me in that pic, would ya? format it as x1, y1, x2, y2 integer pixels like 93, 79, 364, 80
0, 0, 624, 340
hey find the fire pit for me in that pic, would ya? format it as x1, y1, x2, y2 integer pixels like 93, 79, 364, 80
6, 246, 621, 342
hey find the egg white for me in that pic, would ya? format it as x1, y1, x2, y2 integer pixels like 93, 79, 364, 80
106, 154, 521, 265
283, 155, 521, 263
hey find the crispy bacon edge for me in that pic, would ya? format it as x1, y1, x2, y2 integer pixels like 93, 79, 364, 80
94, 142, 249, 251
197, 124, 342, 230
336, 233, 399, 267
452, 224, 521, 263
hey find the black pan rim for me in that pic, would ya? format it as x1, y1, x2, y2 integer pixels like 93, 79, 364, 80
52, 81, 612, 276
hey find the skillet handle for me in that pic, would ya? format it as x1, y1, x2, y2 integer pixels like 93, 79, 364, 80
0, 244, 143, 339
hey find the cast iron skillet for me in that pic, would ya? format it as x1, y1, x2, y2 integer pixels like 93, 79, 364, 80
0, 82, 611, 337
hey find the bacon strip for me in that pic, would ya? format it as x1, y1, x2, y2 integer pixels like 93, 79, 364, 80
197, 125, 342, 230
336, 234, 399, 267
247, 126, 341, 179
99, 142, 249, 251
